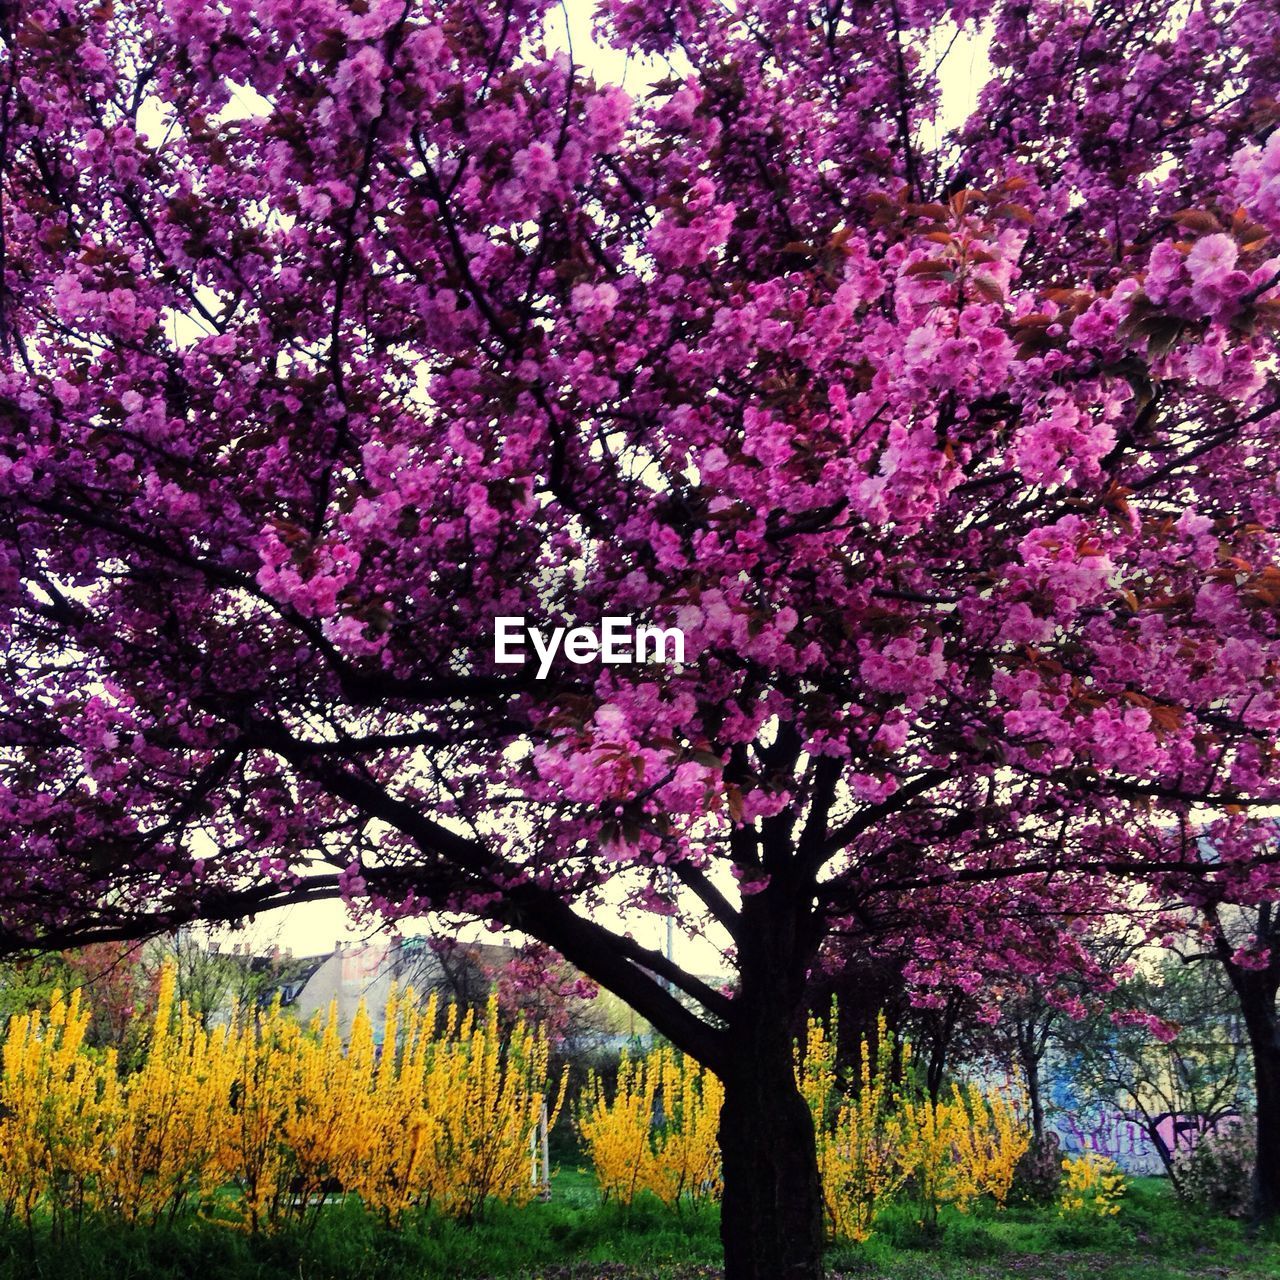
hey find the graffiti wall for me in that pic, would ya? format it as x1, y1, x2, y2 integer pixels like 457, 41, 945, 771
1050, 1106, 1168, 1174
1044, 1065, 1241, 1174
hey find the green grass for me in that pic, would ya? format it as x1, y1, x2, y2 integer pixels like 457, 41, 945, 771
829, 1179, 1280, 1279
0, 1177, 722, 1280
0, 1174, 1275, 1279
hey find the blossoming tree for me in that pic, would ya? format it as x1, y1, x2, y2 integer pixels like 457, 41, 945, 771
5, 0, 1280, 1272
1146, 816, 1280, 1220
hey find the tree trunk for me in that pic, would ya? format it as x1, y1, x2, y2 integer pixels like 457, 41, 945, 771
1253, 1039, 1280, 1223
718, 884, 825, 1280
1013, 1002, 1053, 1145
719, 1007, 825, 1280
1236, 978, 1280, 1223
1227, 966, 1280, 1224
1024, 1052, 1044, 1144
923, 1000, 958, 1103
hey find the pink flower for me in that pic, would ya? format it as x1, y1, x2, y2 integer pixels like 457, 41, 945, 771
513, 143, 559, 197
1185, 233, 1238, 283
583, 87, 632, 150
570, 281, 620, 333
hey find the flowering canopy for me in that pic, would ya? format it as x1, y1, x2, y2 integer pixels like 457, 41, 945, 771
3, 0, 1280, 1073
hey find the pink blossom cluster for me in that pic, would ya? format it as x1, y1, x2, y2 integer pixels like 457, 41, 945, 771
0, 0, 1279, 1079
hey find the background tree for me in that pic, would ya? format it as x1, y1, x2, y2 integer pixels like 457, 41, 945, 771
489, 940, 602, 1047
994, 981, 1062, 1144
140, 926, 283, 1020
0, 952, 76, 1025
1148, 817, 1280, 1220
1202, 903, 1280, 1221
981, 924, 1143, 1143
1057, 949, 1251, 1188
5, 0, 1280, 1275
0, 942, 157, 1067
811, 940, 1018, 1105
410, 935, 495, 1017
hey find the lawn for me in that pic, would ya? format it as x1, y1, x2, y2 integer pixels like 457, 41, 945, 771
0, 1175, 1274, 1279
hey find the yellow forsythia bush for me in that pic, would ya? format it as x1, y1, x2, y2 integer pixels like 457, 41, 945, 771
892, 1081, 1029, 1225
948, 1083, 1029, 1209
799, 1012, 907, 1243
356, 990, 567, 1223
0, 967, 562, 1231
891, 1086, 973, 1227
0, 986, 109, 1232
1059, 1153, 1126, 1217
95, 964, 236, 1224
799, 1008, 1031, 1241
581, 1011, 1033, 1244
577, 1046, 722, 1208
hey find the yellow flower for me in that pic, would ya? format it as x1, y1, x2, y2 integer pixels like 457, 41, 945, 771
0, 964, 564, 1231
1059, 1153, 1127, 1217
577, 1046, 722, 1209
